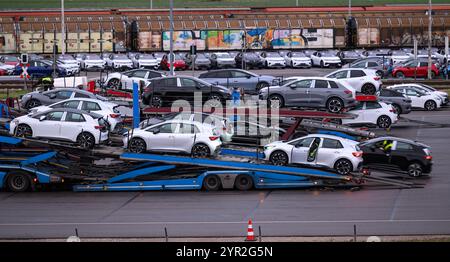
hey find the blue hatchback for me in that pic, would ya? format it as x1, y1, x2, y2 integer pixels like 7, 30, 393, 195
14, 60, 66, 78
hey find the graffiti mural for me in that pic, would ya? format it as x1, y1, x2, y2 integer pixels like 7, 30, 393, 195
0, 34, 16, 53
302, 29, 334, 48
358, 28, 380, 46
162, 30, 206, 51
138, 31, 161, 51
205, 30, 243, 50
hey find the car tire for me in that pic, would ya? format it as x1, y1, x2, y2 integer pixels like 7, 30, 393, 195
205, 94, 223, 108
7, 171, 31, 192
15, 124, 33, 137
128, 138, 147, 153
77, 132, 96, 149
424, 100, 437, 111
395, 72, 405, 78
407, 163, 423, 177
234, 175, 254, 191
268, 94, 284, 108
107, 78, 121, 89
25, 99, 41, 109
203, 175, 221, 191
256, 82, 269, 91
377, 115, 392, 128
191, 143, 211, 158
334, 159, 353, 175
269, 150, 289, 166
392, 104, 402, 115
150, 95, 163, 108
361, 84, 376, 95
326, 97, 344, 113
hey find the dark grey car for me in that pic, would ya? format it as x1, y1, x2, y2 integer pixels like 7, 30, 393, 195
20, 88, 106, 110
377, 88, 412, 114
347, 57, 390, 77
183, 53, 211, 70
259, 77, 357, 112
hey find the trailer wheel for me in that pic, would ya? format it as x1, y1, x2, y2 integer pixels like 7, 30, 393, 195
203, 175, 221, 191
234, 175, 254, 191
7, 171, 31, 192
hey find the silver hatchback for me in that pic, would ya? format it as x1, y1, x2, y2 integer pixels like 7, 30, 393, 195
259, 77, 357, 113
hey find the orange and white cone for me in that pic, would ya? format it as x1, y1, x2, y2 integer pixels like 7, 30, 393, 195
245, 219, 256, 241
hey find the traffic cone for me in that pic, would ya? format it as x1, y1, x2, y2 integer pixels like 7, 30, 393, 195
245, 219, 256, 241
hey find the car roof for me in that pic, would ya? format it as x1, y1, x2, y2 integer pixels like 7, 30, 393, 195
362, 136, 429, 147
34, 108, 102, 118
45, 88, 93, 95
285, 76, 337, 81
292, 133, 355, 144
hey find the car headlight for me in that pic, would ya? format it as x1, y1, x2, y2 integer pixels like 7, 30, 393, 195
264, 145, 275, 150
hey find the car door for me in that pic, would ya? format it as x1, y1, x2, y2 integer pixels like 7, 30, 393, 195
315, 138, 344, 167
403, 60, 418, 77
284, 79, 312, 106
34, 111, 64, 139
230, 70, 255, 91
61, 112, 87, 142
290, 137, 315, 164
309, 79, 330, 106
159, 77, 179, 104
179, 77, 200, 104
416, 61, 428, 77
363, 101, 383, 124
173, 123, 197, 153
144, 122, 177, 151
389, 141, 414, 171
361, 139, 392, 166
346, 102, 365, 124
348, 69, 367, 91
404, 88, 422, 108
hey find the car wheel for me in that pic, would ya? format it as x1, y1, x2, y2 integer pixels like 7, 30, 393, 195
424, 100, 437, 111
128, 138, 147, 153
7, 171, 31, 192
107, 78, 121, 89
395, 72, 405, 78
15, 124, 33, 137
256, 82, 269, 91
392, 104, 402, 115
326, 97, 344, 113
25, 99, 41, 109
270, 150, 289, 166
407, 163, 423, 177
269, 94, 284, 108
77, 132, 96, 149
361, 84, 376, 95
203, 175, 221, 191
234, 175, 254, 191
334, 159, 353, 175
191, 143, 211, 158
377, 115, 392, 128
151, 96, 163, 108
205, 94, 223, 108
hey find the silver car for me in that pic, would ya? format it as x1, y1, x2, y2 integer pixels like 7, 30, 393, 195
263, 134, 363, 175
21, 88, 106, 109
259, 77, 357, 112
377, 89, 412, 115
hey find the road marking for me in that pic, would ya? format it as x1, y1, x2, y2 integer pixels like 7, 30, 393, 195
1, 219, 450, 226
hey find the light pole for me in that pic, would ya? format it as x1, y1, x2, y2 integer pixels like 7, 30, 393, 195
61, 0, 65, 55
150, 0, 153, 9
296, 0, 298, 7
427, 0, 432, 79
348, 0, 352, 18
169, 0, 174, 76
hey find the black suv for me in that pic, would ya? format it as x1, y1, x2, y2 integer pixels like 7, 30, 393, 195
358, 136, 432, 177
142, 76, 231, 107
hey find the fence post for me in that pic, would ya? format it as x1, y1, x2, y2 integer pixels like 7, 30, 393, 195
353, 224, 357, 242
258, 225, 262, 242
164, 227, 168, 242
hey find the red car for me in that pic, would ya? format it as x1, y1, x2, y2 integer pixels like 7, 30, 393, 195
160, 54, 188, 71
392, 59, 439, 78
0, 55, 19, 66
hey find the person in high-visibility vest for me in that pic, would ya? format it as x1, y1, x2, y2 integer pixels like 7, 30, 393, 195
381, 140, 393, 154
41, 76, 54, 91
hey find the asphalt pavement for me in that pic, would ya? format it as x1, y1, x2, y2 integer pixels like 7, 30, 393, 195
0, 109, 449, 239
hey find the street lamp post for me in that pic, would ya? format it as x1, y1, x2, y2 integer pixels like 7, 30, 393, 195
61, 0, 65, 55
169, 0, 174, 76
348, 0, 352, 17
427, 0, 432, 79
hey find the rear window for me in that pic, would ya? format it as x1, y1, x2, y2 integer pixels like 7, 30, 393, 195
65, 112, 86, 122
396, 142, 414, 151
322, 138, 344, 149
350, 70, 366, 78
314, 80, 328, 89
328, 81, 339, 89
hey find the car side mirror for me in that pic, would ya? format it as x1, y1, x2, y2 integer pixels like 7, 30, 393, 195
289, 84, 296, 89
152, 129, 160, 134
39, 115, 46, 121
246, 75, 251, 79
49, 94, 56, 99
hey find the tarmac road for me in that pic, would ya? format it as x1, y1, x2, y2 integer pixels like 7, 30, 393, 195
0, 110, 449, 239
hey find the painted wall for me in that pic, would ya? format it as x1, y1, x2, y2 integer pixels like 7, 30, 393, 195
358, 28, 380, 45
0, 33, 16, 53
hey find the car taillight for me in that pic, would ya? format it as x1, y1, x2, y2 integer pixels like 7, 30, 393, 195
373, 76, 380, 81
425, 155, 432, 160
352, 151, 363, 157
95, 125, 105, 130
109, 113, 121, 118
209, 136, 219, 141
344, 90, 352, 95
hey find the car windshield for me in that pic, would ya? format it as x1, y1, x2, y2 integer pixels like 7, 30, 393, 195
3, 56, 18, 62
215, 53, 231, 58
322, 52, 337, 57
265, 52, 281, 57
85, 55, 101, 60
418, 84, 436, 91
153, 53, 165, 58
291, 52, 306, 57
140, 54, 155, 59
113, 54, 128, 59
344, 51, 359, 57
